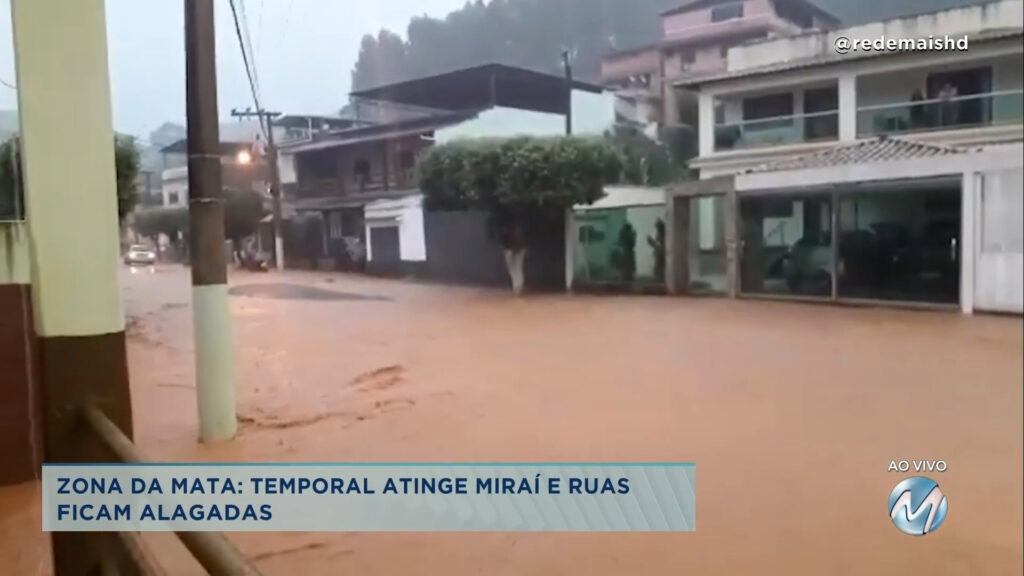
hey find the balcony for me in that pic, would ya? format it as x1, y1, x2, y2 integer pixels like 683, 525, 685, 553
296, 171, 418, 199
714, 111, 838, 151
857, 90, 1024, 138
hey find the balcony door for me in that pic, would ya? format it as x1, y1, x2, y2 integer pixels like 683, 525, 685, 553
926, 67, 993, 127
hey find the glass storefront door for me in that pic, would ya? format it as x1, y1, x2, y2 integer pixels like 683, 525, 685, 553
836, 185, 961, 304
739, 194, 834, 298
736, 184, 961, 306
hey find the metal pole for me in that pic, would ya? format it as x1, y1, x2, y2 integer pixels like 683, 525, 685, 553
231, 108, 284, 270
186, 0, 236, 442
562, 50, 573, 136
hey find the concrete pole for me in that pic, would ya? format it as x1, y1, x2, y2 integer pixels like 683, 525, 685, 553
264, 114, 286, 271
11, 0, 132, 572
186, 0, 237, 442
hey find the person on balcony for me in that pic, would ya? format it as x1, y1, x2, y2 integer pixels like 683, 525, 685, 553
938, 83, 959, 127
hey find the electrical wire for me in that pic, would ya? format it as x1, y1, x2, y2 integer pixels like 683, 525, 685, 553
228, 0, 266, 137
0, 77, 16, 90
238, 0, 262, 99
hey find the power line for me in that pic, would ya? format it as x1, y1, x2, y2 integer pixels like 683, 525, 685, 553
1, 77, 16, 90
227, 0, 265, 136
275, 0, 295, 56
238, 0, 262, 99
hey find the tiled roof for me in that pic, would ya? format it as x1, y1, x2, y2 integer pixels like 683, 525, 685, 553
745, 136, 966, 173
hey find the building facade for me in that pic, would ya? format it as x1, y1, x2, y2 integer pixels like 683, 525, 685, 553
664, 0, 1024, 314
277, 64, 617, 288
601, 0, 838, 135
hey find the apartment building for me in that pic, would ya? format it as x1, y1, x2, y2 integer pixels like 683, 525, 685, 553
601, 0, 838, 134
664, 0, 1023, 314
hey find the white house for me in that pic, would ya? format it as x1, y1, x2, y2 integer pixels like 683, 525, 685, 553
665, 0, 1023, 314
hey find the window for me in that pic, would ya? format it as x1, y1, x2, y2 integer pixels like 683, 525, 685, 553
742, 92, 793, 121
354, 159, 371, 186
168, 192, 180, 205
719, 45, 729, 59
711, 2, 744, 22
678, 50, 696, 66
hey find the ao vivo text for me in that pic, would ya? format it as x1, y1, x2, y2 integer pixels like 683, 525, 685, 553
888, 460, 947, 473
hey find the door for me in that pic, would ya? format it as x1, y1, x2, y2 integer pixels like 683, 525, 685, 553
975, 169, 1024, 313
836, 184, 961, 305
369, 225, 401, 273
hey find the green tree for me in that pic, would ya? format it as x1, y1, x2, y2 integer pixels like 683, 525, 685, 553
224, 188, 267, 245
418, 136, 621, 295
0, 135, 141, 222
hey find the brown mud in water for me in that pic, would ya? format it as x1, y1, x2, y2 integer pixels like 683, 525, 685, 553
1, 266, 1021, 574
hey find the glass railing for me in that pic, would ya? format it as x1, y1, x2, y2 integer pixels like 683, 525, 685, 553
857, 90, 1024, 137
714, 111, 839, 151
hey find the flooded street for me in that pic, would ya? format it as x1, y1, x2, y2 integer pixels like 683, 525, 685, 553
2, 265, 1022, 574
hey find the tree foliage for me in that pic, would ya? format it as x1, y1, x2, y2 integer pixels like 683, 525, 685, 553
419, 136, 621, 250
350, 0, 681, 89
133, 206, 189, 242
0, 135, 141, 222
605, 124, 691, 186
223, 188, 267, 244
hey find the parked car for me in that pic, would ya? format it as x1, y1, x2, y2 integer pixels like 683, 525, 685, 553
124, 244, 156, 266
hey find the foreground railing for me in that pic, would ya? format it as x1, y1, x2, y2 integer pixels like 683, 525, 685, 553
80, 404, 262, 576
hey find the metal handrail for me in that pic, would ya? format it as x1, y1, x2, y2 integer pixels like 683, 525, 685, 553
81, 404, 264, 576
714, 109, 839, 130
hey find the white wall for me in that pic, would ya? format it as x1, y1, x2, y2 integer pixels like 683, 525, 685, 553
365, 195, 427, 262
278, 153, 297, 185
974, 166, 1024, 313
162, 178, 188, 207
434, 90, 615, 143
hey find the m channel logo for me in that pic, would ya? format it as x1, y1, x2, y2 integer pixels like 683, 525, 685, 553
888, 476, 948, 536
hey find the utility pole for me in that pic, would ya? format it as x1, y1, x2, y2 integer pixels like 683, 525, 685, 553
186, 0, 236, 442
562, 50, 573, 136
231, 107, 284, 271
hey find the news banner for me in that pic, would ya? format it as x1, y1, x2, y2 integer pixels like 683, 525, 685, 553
43, 463, 696, 532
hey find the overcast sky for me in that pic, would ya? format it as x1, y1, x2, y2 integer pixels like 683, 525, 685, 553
0, 0, 467, 138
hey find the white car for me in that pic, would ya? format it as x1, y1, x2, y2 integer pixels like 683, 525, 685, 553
124, 245, 157, 266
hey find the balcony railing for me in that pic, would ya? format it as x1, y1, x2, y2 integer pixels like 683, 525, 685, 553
296, 173, 418, 198
714, 110, 839, 151
857, 89, 1024, 137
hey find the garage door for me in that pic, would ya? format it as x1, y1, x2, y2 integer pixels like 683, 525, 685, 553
370, 226, 401, 267
975, 168, 1024, 314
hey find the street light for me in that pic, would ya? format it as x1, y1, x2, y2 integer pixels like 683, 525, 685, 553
236, 149, 252, 165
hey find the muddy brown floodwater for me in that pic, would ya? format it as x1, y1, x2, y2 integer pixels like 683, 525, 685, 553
2, 266, 1022, 574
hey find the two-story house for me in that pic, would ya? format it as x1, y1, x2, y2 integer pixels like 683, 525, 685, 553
159, 115, 354, 208
601, 0, 838, 135
277, 63, 615, 286
663, 0, 1023, 315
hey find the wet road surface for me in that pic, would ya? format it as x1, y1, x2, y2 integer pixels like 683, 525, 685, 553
2, 265, 1022, 574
